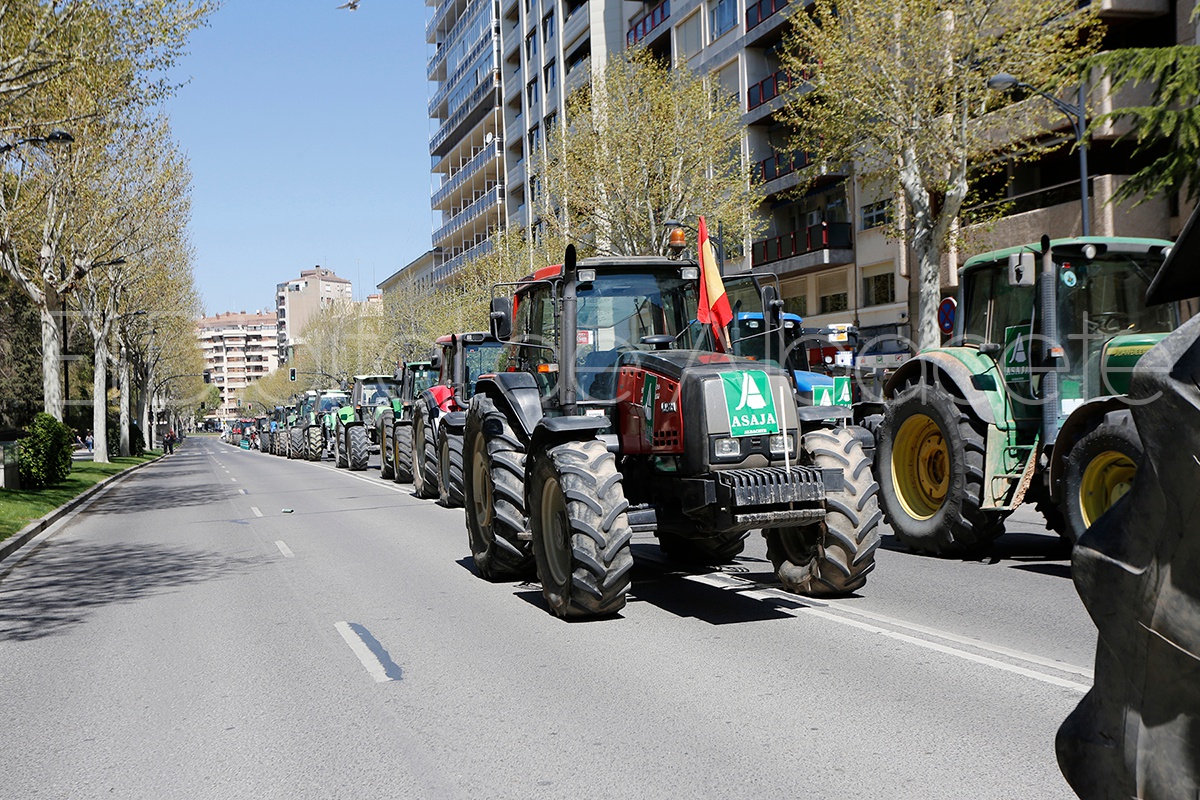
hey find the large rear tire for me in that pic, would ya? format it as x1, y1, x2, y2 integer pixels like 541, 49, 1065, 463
657, 530, 746, 565
393, 422, 414, 484
463, 396, 533, 581
437, 427, 465, 507
334, 423, 348, 468
379, 410, 395, 480
348, 424, 370, 471
529, 439, 633, 618
412, 404, 439, 499
289, 427, 303, 459
306, 425, 323, 462
877, 379, 1003, 555
767, 427, 882, 595
1062, 410, 1141, 545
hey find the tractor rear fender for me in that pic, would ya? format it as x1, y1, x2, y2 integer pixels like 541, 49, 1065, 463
1048, 396, 1132, 500
530, 416, 610, 455
474, 372, 544, 442
441, 410, 468, 434
336, 406, 360, 426
884, 350, 1007, 428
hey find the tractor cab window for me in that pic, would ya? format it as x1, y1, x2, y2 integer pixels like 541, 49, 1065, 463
960, 264, 1034, 345
462, 343, 503, 397
359, 379, 397, 407
318, 395, 344, 413
409, 365, 437, 397
439, 344, 454, 385
575, 271, 701, 401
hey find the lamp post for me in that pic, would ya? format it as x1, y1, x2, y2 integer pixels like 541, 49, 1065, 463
987, 74, 1090, 236
0, 129, 75, 155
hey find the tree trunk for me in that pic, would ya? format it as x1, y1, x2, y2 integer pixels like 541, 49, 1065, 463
92, 337, 110, 463
142, 369, 154, 450
913, 236, 943, 351
119, 345, 131, 457
40, 290, 64, 420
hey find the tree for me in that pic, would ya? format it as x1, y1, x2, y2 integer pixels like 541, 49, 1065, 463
0, 0, 214, 420
534, 50, 763, 258
780, 0, 1100, 349
1075, 33, 1200, 205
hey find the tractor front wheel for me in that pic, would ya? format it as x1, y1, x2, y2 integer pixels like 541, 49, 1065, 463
878, 379, 1003, 555
289, 427, 303, 459
1063, 410, 1141, 544
412, 405, 439, 499
437, 427, 465, 507
767, 427, 881, 595
529, 439, 633, 618
463, 396, 533, 581
306, 425, 323, 462
348, 425, 370, 471
379, 410, 395, 480
393, 423, 414, 484
335, 423, 348, 468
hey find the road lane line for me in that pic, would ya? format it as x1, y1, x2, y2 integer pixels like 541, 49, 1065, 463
335, 622, 403, 682
274, 540, 294, 558
251, 507, 263, 517
309, 463, 421, 496
685, 573, 1091, 692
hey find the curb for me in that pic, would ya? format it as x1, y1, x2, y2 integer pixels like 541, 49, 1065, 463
0, 454, 167, 564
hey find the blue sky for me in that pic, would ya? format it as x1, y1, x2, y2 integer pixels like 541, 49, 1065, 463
165, 0, 432, 315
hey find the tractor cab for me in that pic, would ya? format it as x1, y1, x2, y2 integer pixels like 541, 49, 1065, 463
399, 360, 438, 406
350, 375, 401, 418
435, 332, 502, 407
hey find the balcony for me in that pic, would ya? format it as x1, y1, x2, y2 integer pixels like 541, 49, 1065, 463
432, 139, 503, 207
746, 0, 789, 30
752, 222, 853, 268
432, 184, 504, 245
430, 75, 499, 156
755, 150, 813, 184
428, 5, 495, 80
627, 1, 669, 48
434, 238, 494, 284
747, 69, 800, 111
428, 29, 495, 112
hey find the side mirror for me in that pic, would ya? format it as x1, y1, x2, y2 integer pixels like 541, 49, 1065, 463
430, 349, 442, 369
490, 296, 513, 341
760, 284, 783, 330
1008, 252, 1035, 287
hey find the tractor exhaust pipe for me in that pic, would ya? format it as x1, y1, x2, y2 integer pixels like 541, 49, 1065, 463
1039, 234, 1060, 449
561, 244, 579, 416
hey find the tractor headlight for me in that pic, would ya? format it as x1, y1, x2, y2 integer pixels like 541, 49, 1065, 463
769, 433, 795, 456
714, 437, 741, 458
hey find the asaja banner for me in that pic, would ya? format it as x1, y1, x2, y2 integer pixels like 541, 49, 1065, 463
721, 370, 780, 437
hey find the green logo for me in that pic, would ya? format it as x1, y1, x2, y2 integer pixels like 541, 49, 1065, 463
721, 370, 780, 437
813, 377, 851, 408
642, 374, 658, 437
1003, 324, 1031, 380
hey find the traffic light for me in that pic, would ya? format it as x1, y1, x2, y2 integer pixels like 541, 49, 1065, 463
203, 370, 211, 384
289, 367, 296, 382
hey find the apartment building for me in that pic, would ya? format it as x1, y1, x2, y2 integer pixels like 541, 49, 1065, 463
196, 311, 279, 419
426, 0, 508, 285
275, 266, 353, 362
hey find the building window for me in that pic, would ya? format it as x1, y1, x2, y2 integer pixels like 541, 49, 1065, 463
676, 11, 702, 61
527, 78, 539, 108
861, 199, 892, 230
527, 123, 541, 154
783, 295, 807, 317
861, 266, 896, 307
709, 0, 736, 41
526, 30, 537, 61
544, 59, 557, 90
543, 10, 554, 41
818, 272, 848, 315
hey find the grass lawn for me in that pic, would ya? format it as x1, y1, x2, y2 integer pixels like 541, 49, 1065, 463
0, 451, 163, 544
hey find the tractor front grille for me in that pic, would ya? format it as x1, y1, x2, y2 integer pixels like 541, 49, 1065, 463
715, 466, 827, 508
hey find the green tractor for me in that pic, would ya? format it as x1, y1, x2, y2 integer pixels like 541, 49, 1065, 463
380, 360, 437, 483
289, 390, 348, 462
877, 236, 1176, 554
330, 375, 397, 471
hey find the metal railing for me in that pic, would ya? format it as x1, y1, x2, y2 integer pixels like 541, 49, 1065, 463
752, 222, 853, 267
430, 75, 498, 153
432, 184, 503, 244
428, 27, 495, 111
627, 0, 670, 47
756, 150, 812, 183
746, 0, 789, 30
961, 177, 1094, 225
747, 68, 802, 110
434, 238, 495, 283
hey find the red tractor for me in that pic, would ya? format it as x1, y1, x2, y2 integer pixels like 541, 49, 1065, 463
411, 332, 503, 505
463, 247, 880, 619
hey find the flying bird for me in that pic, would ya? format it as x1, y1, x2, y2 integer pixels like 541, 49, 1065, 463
337, 1, 360, 9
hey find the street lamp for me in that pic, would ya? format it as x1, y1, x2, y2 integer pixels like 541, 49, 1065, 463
988, 73, 1090, 236
0, 129, 75, 154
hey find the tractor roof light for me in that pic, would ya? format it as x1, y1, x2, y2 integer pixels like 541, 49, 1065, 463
668, 227, 687, 258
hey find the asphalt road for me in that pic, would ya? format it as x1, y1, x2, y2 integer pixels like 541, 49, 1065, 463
0, 435, 1094, 799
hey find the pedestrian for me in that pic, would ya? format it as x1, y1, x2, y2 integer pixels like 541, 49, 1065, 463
165, 428, 175, 455
85, 431, 93, 451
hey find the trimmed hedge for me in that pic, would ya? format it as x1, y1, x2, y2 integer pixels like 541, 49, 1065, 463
17, 413, 74, 490
105, 420, 145, 459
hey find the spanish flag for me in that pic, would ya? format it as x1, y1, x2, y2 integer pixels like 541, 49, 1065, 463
697, 216, 733, 349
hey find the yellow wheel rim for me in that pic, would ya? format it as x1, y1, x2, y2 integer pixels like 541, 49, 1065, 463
1079, 450, 1136, 528
892, 414, 950, 520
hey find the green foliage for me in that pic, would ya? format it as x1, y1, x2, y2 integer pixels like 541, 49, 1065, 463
1077, 45, 1200, 204
105, 419, 145, 459
17, 412, 73, 490
0, 273, 43, 428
